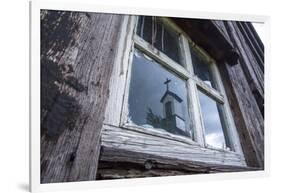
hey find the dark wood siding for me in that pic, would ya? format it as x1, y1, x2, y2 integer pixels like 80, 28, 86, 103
40, 10, 123, 183
218, 21, 264, 168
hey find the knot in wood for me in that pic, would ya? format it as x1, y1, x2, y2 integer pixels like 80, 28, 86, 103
225, 48, 240, 66
144, 160, 154, 170
69, 152, 76, 162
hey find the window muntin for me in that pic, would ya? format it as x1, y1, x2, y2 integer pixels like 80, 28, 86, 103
128, 49, 191, 138
137, 16, 183, 65
124, 16, 239, 152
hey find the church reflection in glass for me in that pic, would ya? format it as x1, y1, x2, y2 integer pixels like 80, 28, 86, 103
128, 49, 192, 138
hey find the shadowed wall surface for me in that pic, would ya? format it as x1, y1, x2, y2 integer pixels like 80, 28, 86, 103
40, 10, 123, 183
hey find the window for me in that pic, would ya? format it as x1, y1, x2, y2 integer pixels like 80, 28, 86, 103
122, 16, 241, 153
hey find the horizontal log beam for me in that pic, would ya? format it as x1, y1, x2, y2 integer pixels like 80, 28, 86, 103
97, 146, 260, 179
101, 124, 246, 167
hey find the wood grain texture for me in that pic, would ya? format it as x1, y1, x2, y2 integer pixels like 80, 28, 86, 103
40, 10, 123, 183
100, 124, 246, 167
217, 21, 264, 168
103, 16, 136, 126
97, 146, 258, 180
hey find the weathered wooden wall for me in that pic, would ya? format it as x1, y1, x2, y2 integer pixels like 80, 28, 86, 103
216, 21, 264, 168
97, 147, 257, 180
40, 10, 123, 183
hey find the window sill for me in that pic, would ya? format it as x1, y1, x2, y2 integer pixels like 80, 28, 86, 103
101, 123, 247, 168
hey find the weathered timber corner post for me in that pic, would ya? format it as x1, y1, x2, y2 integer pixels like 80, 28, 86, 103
40, 10, 123, 183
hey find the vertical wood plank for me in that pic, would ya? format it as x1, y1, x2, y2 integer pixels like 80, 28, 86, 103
40, 11, 123, 183
221, 21, 264, 167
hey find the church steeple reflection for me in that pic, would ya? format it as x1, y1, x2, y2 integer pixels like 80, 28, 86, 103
159, 78, 190, 137
129, 49, 191, 138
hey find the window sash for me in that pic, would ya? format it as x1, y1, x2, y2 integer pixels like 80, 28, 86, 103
121, 16, 243, 154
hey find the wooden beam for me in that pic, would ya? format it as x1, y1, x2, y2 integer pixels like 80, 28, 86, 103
40, 10, 123, 183
97, 146, 259, 179
218, 62, 264, 168
101, 124, 246, 167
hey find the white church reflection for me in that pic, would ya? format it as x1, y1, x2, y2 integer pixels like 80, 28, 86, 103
145, 78, 191, 137
129, 49, 191, 138
160, 78, 188, 136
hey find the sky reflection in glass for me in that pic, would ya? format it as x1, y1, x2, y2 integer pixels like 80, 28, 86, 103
190, 47, 215, 88
198, 90, 229, 149
128, 49, 191, 137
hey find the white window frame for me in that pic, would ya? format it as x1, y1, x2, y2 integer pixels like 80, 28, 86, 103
103, 15, 246, 167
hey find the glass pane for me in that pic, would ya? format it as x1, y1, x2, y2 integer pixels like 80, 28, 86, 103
198, 90, 230, 149
128, 49, 191, 138
190, 46, 215, 88
137, 16, 183, 65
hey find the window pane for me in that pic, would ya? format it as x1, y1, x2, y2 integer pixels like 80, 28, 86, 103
137, 16, 183, 65
198, 90, 229, 149
128, 49, 191, 138
190, 46, 215, 88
